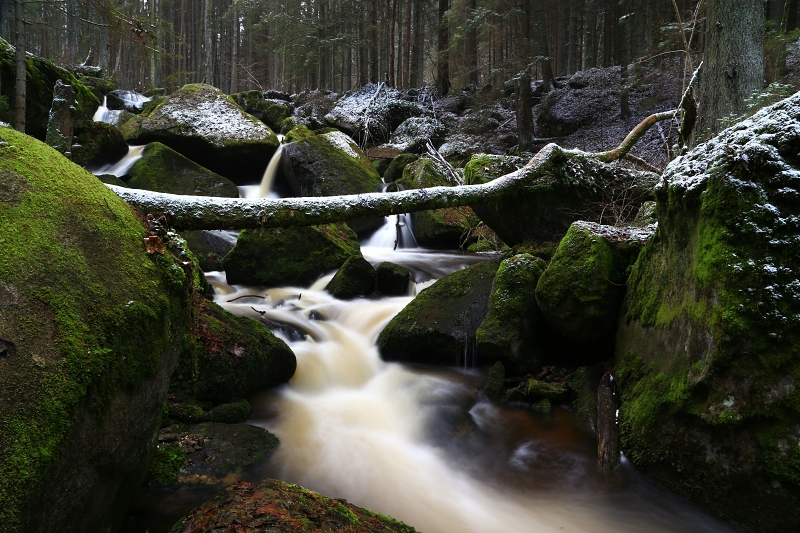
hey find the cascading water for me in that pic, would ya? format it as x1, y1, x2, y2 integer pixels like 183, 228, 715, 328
198, 253, 740, 533
238, 134, 286, 199
92, 145, 145, 177
364, 183, 418, 250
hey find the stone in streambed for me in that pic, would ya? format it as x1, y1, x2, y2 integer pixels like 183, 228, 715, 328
231, 90, 293, 130
476, 253, 547, 375
376, 261, 412, 296
179, 229, 237, 272
72, 120, 128, 167
384, 152, 419, 182
126, 142, 240, 197
119, 83, 278, 183
223, 224, 362, 288
377, 260, 500, 366
326, 256, 376, 300
170, 478, 420, 533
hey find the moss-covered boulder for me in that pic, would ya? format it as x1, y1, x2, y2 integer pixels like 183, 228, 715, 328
482, 361, 505, 401
463, 152, 658, 246
119, 83, 278, 183
223, 224, 362, 287
0, 38, 99, 140
377, 260, 500, 366
151, 422, 279, 486
614, 93, 800, 532
536, 221, 649, 361
0, 126, 191, 533
386, 116, 446, 153
376, 261, 412, 296
326, 256, 376, 300
384, 152, 419, 182
476, 254, 547, 375
72, 120, 128, 167
179, 229, 237, 272
281, 125, 382, 197
231, 90, 293, 130
171, 293, 296, 404
399, 158, 481, 249
171, 478, 420, 533
127, 142, 239, 197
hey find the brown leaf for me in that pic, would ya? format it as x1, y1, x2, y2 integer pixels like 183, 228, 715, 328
144, 235, 165, 254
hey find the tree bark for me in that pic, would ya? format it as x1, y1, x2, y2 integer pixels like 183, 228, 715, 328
437, 0, 449, 95
597, 372, 620, 470
697, 0, 764, 137
466, 0, 478, 86
203, 0, 212, 84
107, 110, 674, 230
14, 0, 25, 133
409, 0, 423, 87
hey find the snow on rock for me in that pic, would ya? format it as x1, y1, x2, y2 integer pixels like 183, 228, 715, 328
383, 116, 446, 153
119, 84, 279, 183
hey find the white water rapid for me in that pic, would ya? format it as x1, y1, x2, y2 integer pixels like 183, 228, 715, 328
92, 145, 145, 177
200, 246, 740, 533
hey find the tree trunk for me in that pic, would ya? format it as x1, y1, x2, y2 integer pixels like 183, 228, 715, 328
231, 7, 238, 93
14, 0, 25, 133
203, 0, 212, 84
466, 0, 478, 86
517, 0, 533, 148
409, 0, 423, 87
402, 0, 411, 87
388, 0, 396, 86
535, 0, 555, 89
597, 373, 620, 470
437, 0, 449, 95
698, 0, 765, 137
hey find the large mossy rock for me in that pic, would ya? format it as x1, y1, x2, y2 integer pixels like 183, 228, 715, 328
463, 152, 658, 246
536, 221, 649, 361
326, 256, 376, 300
119, 83, 278, 183
72, 120, 128, 167
223, 224, 362, 287
127, 142, 239, 197
385, 116, 446, 153
0, 126, 190, 533
378, 260, 500, 366
281, 124, 382, 197
476, 254, 547, 375
170, 478, 419, 533
179, 229, 237, 271
231, 90, 293, 131
399, 158, 480, 249
614, 94, 800, 532
171, 293, 296, 404
0, 38, 99, 140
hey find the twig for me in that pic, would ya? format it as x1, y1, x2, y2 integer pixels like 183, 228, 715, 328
624, 154, 662, 173
425, 140, 462, 185
227, 294, 265, 302
595, 111, 675, 163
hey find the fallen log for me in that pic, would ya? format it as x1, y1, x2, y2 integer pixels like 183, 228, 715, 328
108, 111, 675, 231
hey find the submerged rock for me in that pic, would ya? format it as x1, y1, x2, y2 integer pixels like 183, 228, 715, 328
171, 478, 419, 533
0, 38, 99, 140
326, 256, 376, 300
615, 92, 800, 531
223, 224, 362, 288
126, 142, 239, 198
281, 125, 382, 197
536, 221, 649, 362
119, 83, 279, 183
0, 125, 190, 533
376, 261, 412, 296
378, 260, 500, 366
476, 254, 547, 375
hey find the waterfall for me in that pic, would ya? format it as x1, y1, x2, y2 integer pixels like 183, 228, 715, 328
237, 134, 285, 199
91, 145, 145, 177
363, 183, 418, 249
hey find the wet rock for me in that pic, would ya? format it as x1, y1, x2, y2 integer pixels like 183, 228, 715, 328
385, 116, 446, 153
149, 422, 278, 486
119, 83, 279, 183
170, 292, 296, 404
325, 83, 427, 144
45, 80, 76, 155
482, 361, 505, 401
291, 89, 340, 130
171, 478, 420, 533
399, 158, 481, 249
463, 152, 658, 246
126, 142, 239, 197
223, 223, 362, 287
0, 125, 190, 532
105, 91, 126, 110
326, 256, 376, 300
281, 125, 382, 197
523, 379, 570, 402
615, 92, 800, 532
476, 254, 547, 375
463, 154, 527, 185
231, 90, 294, 130
179, 229, 237, 272
376, 261, 412, 296
378, 260, 500, 366
96, 174, 128, 187
384, 152, 419, 182
535, 221, 648, 362
0, 38, 99, 140
72, 120, 128, 167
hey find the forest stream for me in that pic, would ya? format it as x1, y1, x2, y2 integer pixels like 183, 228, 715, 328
121, 145, 743, 533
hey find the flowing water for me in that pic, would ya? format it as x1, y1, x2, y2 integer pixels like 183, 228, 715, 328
92, 145, 145, 177
119, 138, 742, 533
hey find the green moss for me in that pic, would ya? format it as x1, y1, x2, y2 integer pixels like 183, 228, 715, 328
384, 153, 419, 182
127, 142, 239, 197
72, 121, 128, 167
285, 124, 316, 143
0, 126, 190, 531
146, 443, 187, 486
223, 224, 362, 288
207, 398, 252, 423
483, 361, 505, 400
336, 503, 360, 524
326, 256, 376, 300
524, 379, 569, 401
463, 153, 526, 185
